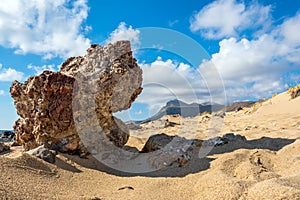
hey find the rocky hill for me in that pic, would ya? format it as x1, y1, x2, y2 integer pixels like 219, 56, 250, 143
134, 99, 224, 124
131, 99, 258, 125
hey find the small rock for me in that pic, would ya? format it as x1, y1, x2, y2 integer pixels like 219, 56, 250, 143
213, 137, 226, 146
178, 155, 189, 167
26, 145, 56, 164
235, 106, 243, 112
204, 133, 247, 147
0, 131, 15, 142
164, 119, 180, 128
0, 142, 10, 153
202, 137, 225, 147
213, 111, 226, 118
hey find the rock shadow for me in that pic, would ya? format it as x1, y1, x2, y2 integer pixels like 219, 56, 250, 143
55, 157, 82, 173
61, 135, 296, 178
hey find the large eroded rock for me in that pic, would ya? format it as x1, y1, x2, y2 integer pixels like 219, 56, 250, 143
10, 41, 142, 153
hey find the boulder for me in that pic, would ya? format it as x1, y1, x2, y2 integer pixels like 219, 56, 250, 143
26, 145, 56, 164
10, 41, 143, 153
141, 133, 197, 168
141, 133, 175, 153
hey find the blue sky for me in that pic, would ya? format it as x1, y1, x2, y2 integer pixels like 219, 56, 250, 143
0, 0, 300, 129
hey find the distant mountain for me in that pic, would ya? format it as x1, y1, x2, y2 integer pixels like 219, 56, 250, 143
135, 99, 224, 124
127, 99, 258, 126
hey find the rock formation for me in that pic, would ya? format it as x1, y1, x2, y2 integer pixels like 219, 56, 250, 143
10, 41, 143, 154
139, 133, 248, 169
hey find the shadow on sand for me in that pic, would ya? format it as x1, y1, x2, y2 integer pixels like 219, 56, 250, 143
58, 136, 296, 177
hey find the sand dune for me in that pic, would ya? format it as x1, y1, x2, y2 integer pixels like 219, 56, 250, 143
1, 91, 300, 199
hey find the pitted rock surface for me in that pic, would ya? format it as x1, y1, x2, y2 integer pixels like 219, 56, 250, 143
10, 41, 142, 153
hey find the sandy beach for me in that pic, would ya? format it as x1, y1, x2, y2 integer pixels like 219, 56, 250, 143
1, 90, 299, 200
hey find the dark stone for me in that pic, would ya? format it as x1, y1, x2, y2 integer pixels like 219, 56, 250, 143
0, 131, 15, 142
164, 119, 180, 128
26, 145, 56, 164
235, 106, 243, 112
141, 133, 174, 153
0, 142, 10, 153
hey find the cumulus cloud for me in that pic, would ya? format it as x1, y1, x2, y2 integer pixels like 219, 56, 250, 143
198, 12, 300, 101
0, 64, 24, 82
27, 64, 58, 75
277, 13, 300, 64
106, 22, 140, 49
0, 90, 4, 95
135, 57, 213, 111
190, 0, 272, 39
0, 0, 91, 59
280, 13, 300, 45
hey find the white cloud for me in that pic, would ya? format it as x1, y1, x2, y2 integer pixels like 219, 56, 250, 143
0, 64, 24, 82
27, 64, 58, 75
106, 22, 140, 49
136, 57, 212, 112
198, 13, 300, 101
280, 13, 300, 46
277, 13, 300, 64
0, 90, 4, 95
190, 0, 272, 39
0, 0, 91, 59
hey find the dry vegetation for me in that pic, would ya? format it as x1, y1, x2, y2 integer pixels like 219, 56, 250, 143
288, 84, 300, 99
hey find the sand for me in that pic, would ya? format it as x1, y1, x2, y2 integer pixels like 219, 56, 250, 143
1, 91, 300, 199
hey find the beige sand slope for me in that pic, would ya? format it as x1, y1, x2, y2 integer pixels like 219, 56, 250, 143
1, 91, 300, 200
